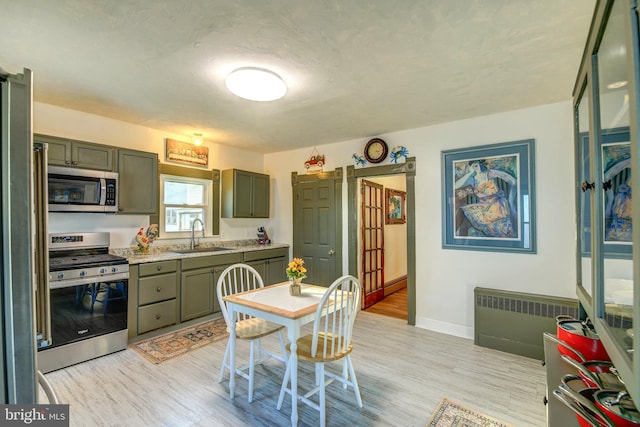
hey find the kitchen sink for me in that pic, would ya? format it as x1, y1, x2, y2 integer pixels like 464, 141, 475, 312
174, 246, 233, 254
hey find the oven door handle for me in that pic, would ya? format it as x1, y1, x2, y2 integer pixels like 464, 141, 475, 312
49, 272, 129, 289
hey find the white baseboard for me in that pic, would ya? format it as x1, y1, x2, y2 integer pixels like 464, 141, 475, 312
415, 316, 474, 340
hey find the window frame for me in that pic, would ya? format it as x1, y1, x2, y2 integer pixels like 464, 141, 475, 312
160, 174, 211, 238
153, 164, 220, 239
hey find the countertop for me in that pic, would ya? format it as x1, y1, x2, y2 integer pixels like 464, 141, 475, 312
119, 243, 289, 265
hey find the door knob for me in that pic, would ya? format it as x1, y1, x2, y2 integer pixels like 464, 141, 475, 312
328, 249, 335, 256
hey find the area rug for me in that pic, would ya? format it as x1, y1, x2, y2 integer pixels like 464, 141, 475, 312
426, 398, 513, 427
131, 317, 228, 364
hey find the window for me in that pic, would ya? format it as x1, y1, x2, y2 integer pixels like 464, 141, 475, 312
160, 174, 212, 238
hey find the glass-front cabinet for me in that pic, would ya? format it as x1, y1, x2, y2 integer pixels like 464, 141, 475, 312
574, 0, 640, 407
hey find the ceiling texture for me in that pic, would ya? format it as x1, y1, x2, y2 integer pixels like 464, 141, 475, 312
1, 0, 596, 153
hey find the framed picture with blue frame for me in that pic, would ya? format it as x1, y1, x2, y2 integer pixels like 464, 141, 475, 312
579, 127, 631, 259
441, 139, 536, 253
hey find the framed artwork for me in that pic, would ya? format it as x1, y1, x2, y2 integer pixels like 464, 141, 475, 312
441, 139, 536, 253
165, 138, 209, 168
385, 188, 406, 224
579, 127, 631, 259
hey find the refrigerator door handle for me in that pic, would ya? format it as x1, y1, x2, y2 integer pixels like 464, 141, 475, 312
33, 143, 51, 348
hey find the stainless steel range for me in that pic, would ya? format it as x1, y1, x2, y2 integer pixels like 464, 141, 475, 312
38, 232, 129, 373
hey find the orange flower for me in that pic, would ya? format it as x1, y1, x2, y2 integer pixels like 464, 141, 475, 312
286, 257, 307, 279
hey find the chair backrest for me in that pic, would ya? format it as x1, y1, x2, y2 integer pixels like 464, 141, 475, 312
311, 275, 362, 359
216, 263, 265, 327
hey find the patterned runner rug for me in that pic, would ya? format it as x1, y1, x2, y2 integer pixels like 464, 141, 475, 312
426, 398, 513, 427
131, 317, 228, 364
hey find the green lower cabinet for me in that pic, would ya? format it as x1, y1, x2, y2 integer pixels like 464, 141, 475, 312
128, 250, 290, 339
244, 247, 289, 285
180, 252, 243, 322
133, 260, 179, 336
181, 268, 216, 322
247, 257, 287, 285
265, 256, 287, 285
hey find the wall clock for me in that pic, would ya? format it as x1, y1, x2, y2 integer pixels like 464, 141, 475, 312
363, 138, 388, 163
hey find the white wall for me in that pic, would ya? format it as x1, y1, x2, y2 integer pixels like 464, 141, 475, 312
265, 100, 577, 339
35, 103, 273, 247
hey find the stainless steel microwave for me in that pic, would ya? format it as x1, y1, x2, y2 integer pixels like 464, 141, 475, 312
48, 166, 118, 212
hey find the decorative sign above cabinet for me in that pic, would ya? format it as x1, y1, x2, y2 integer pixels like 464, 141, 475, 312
165, 138, 208, 168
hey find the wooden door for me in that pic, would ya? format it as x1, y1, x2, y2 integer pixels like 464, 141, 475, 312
361, 180, 385, 308
292, 170, 342, 286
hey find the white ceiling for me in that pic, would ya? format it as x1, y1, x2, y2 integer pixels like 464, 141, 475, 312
0, 0, 596, 153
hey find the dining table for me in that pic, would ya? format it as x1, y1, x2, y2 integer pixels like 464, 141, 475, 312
222, 281, 329, 426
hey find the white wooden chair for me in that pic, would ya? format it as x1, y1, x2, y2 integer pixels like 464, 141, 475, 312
277, 275, 363, 426
216, 263, 287, 403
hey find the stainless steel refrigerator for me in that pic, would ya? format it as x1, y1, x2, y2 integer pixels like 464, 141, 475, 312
1, 67, 52, 403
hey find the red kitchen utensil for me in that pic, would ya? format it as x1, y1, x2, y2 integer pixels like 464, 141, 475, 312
594, 390, 640, 427
557, 316, 610, 362
561, 355, 625, 391
558, 374, 616, 427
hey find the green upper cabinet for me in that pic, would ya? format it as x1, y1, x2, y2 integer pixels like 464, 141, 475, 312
571, 0, 640, 408
35, 134, 114, 171
221, 169, 270, 218
116, 148, 158, 214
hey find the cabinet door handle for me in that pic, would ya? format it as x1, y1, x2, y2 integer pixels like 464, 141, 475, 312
72, 160, 78, 165
65, 160, 71, 165
157, 265, 162, 271
155, 314, 161, 320
156, 287, 162, 292
328, 249, 335, 256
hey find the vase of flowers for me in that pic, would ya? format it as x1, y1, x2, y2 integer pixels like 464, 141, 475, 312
286, 258, 307, 296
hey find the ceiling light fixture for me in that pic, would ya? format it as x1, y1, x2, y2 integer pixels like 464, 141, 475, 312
225, 67, 287, 101
607, 80, 628, 89
192, 133, 203, 146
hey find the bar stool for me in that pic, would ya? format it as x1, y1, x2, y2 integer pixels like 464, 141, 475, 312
90, 282, 127, 314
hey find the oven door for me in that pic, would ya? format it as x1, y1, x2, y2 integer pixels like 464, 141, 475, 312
40, 278, 128, 350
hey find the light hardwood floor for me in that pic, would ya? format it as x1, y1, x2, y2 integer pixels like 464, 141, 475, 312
39, 311, 547, 426
364, 288, 408, 320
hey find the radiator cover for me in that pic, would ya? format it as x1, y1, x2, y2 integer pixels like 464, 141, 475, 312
474, 287, 579, 359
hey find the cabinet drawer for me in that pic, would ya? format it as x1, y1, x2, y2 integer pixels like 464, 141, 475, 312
138, 299, 176, 334
243, 247, 288, 262
139, 273, 178, 305
181, 253, 243, 271
139, 260, 178, 277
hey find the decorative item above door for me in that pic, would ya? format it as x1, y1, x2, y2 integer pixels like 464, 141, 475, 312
304, 147, 325, 173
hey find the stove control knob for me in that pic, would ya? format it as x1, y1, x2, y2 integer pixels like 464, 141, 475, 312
111, 267, 118, 273
57, 273, 64, 280
100, 268, 107, 274
79, 271, 86, 277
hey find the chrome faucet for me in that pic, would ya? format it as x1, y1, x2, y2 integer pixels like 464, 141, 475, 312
190, 218, 205, 250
